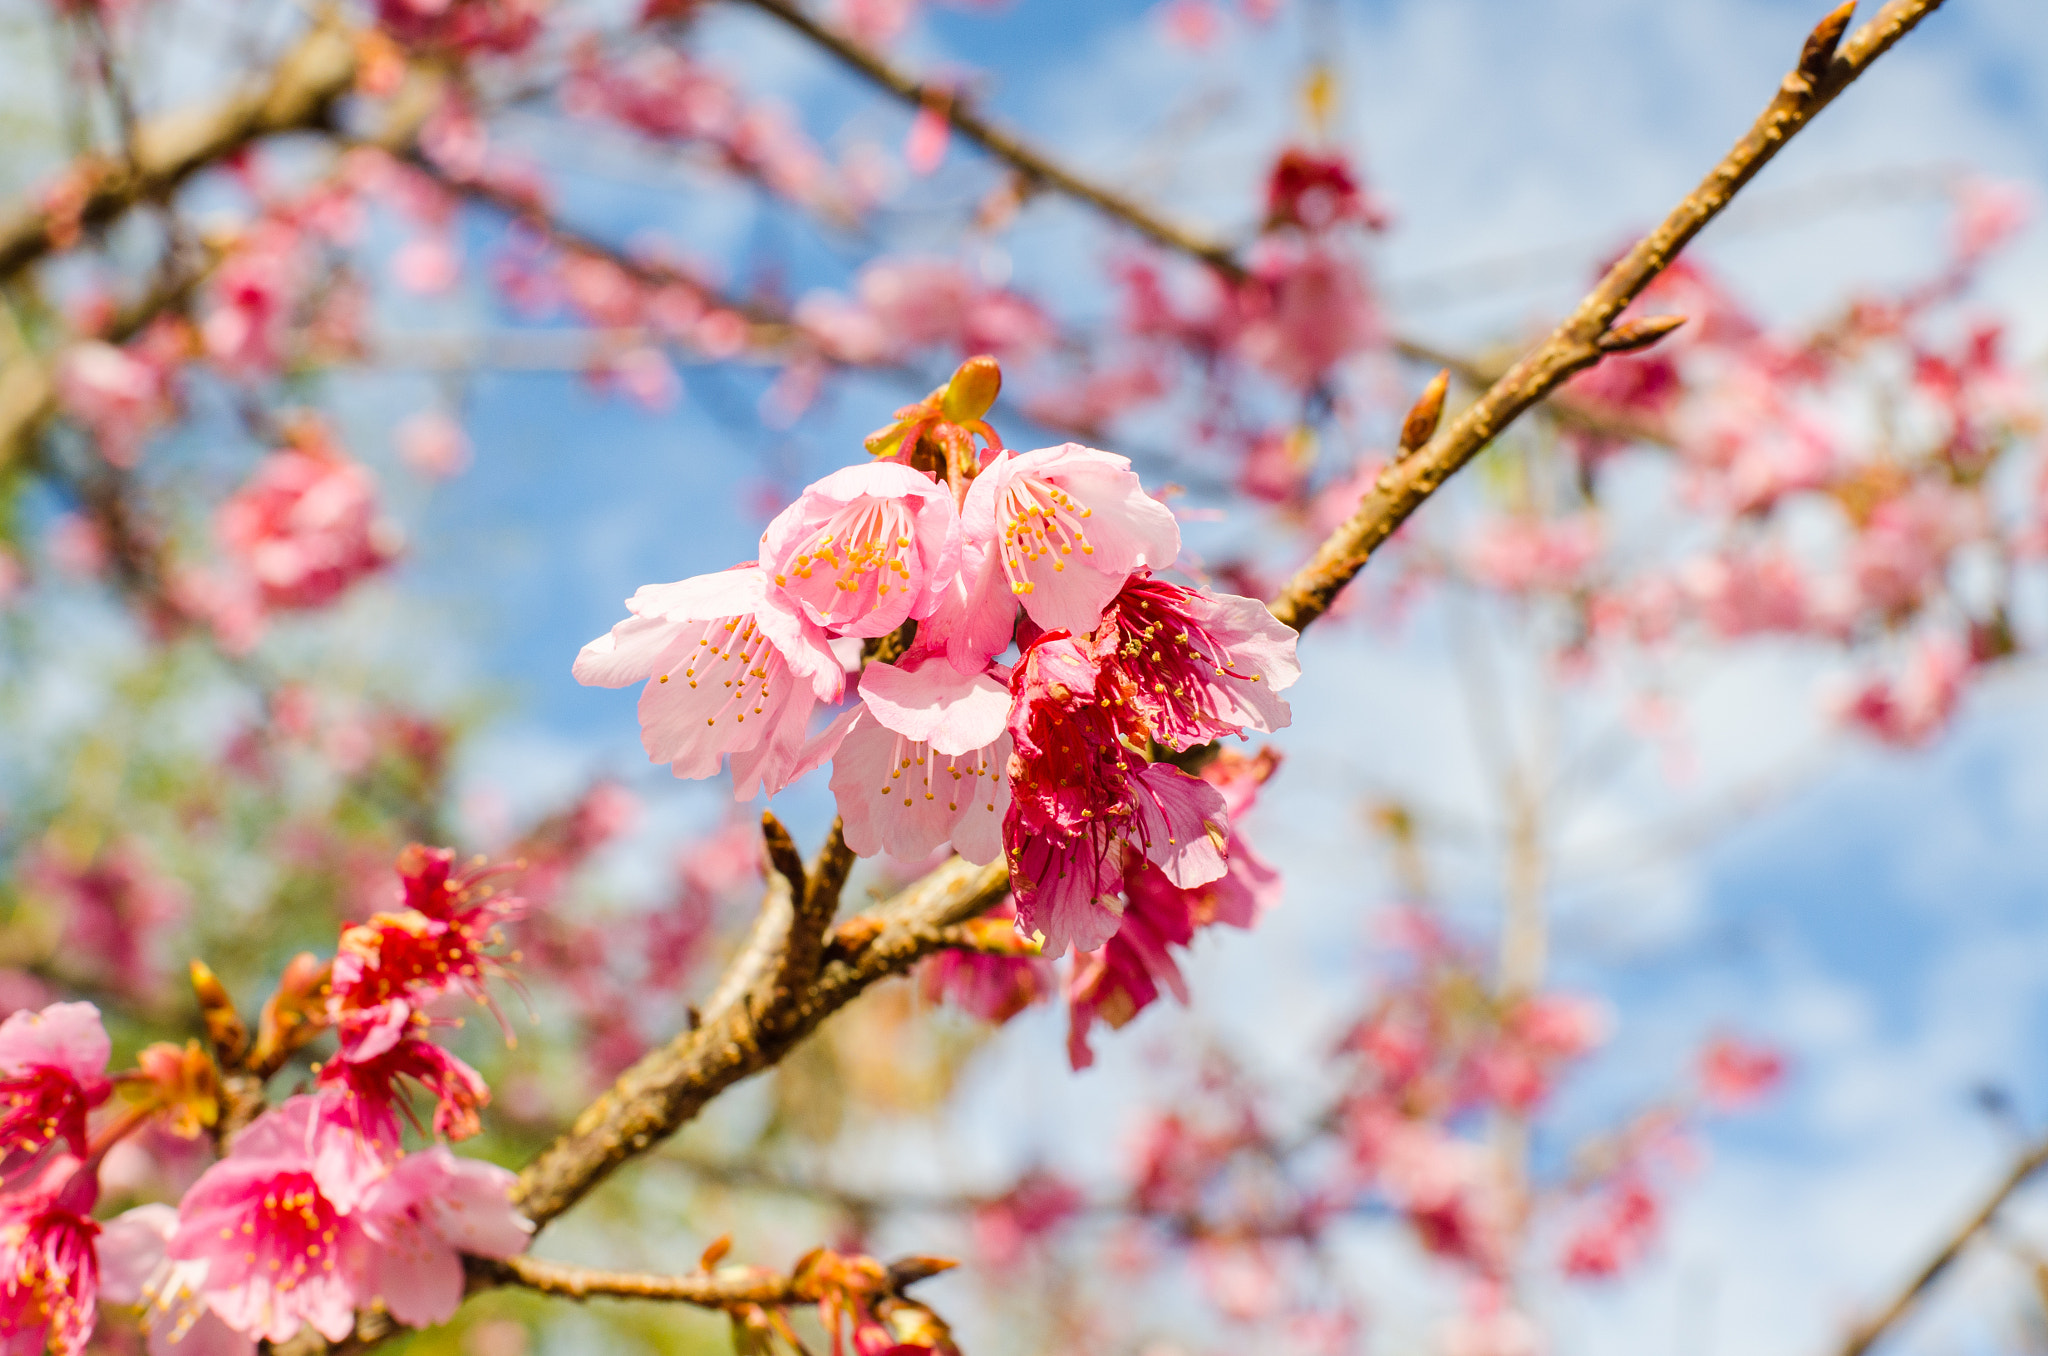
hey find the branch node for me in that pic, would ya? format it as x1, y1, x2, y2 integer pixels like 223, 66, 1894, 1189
1596, 314, 1688, 354
1798, 1, 1859, 84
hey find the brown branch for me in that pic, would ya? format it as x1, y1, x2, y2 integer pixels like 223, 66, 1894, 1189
509, 856, 1009, 1228
1836, 1134, 2048, 1356
730, 0, 1243, 277
0, 18, 359, 282
1267, 0, 1947, 633
472, 1251, 949, 1308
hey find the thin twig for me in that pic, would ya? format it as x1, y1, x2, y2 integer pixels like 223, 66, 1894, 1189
0, 17, 359, 281
1836, 1135, 2048, 1356
1267, 0, 1947, 633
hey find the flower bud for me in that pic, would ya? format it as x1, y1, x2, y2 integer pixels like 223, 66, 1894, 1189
126, 1039, 221, 1138
188, 958, 248, 1066
940, 355, 1002, 424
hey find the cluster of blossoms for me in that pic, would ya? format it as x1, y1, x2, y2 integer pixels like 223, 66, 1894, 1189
578, 358, 1300, 963
0, 847, 533, 1356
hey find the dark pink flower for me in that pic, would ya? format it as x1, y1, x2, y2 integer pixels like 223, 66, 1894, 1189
1003, 634, 1228, 955
0, 1003, 112, 1186
574, 565, 844, 798
1092, 571, 1298, 751
1697, 1036, 1785, 1110
217, 437, 400, 613
1236, 236, 1379, 389
164, 1097, 382, 1346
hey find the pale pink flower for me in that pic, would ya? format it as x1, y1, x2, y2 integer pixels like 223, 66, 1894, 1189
392, 235, 460, 294
852, 258, 1053, 358
948, 443, 1180, 661
969, 1171, 1082, 1269
217, 443, 400, 612
1697, 1036, 1785, 1110
98, 1204, 255, 1356
821, 656, 1012, 864
55, 340, 173, 468
760, 462, 961, 639
1837, 632, 1972, 747
904, 101, 950, 175
396, 410, 471, 479
597, 346, 682, 412
202, 223, 303, 378
0, 1003, 112, 1185
1476, 993, 1610, 1114
1441, 1289, 1542, 1356
1846, 485, 1981, 620
165, 1096, 385, 1346
1681, 549, 1811, 637
353, 1148, 529, 1328
574, 566, 843, 798
1467, 514, 1602, 595
0, 1158, 101, 1356
19, 840, 187, 998
1561, 1177, 1661, 1279
1236, 236, 1379, 389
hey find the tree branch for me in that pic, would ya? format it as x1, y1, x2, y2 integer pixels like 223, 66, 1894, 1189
1267, 0, 1947, 633
1836, 1133, 2048, 1356
0, 17, 359, 282
470, 1251, 953, 1309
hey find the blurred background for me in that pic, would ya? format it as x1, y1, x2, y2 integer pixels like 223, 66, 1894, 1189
4, 0, 2048, 1353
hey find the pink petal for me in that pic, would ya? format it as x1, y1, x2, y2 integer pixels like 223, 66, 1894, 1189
0, 1002, 110, 1083
1132, 763, 1229, 888
858, 657, 1011, 755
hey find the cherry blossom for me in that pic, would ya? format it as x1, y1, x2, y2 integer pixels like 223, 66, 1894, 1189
1003, 633, 1228, 955
353, 1148, 530, 1328
1697, 1035, 1786, 1109
574, 565, 844, 798
0, 1157, 101, 1356
216, 431, 401, 614
1236, 236, 1380, 389
0, 1003, 111, 1186
98, 1204, 254, 1356
950, 442, 1181, 656
759, 462, 962, 638
1092, 571, 1299, 750
54, 336, 176, 468
822, 656, 1012, 864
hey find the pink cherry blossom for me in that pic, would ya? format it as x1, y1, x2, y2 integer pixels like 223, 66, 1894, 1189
396, 410, 471, 479
1837, 632, 1972, 747
950, 443, 1180, 659
574, 566, 844, 798
759, 462, 962, 639
217, 438, 401, 613
822, 657, 1012, 864
1467, 515, 1602, 595
165, 1097, 384, 1346
320, 1024, 491, 1141
1845, 485, 1981, 620
1235, 235, 1380, 389
969, 1171, 1082, 1269
1697, 1035, 1785, 1110
1560, 1176, 1660, 1279
1066, 748, 1282, 1067
201, 222, 304, 378
1004, 634, 1228, 955
354, 1148, 529, 1328
1680, 549, 1812, 638
1092, 571, 1299, 750
0, 1002, 112, 1185
920, 901, 1054, 1023
0, 1158, 101, 1356
1265, 147, 1390, 233
55, 339, 174, 468
98, 1204, 255, 1356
